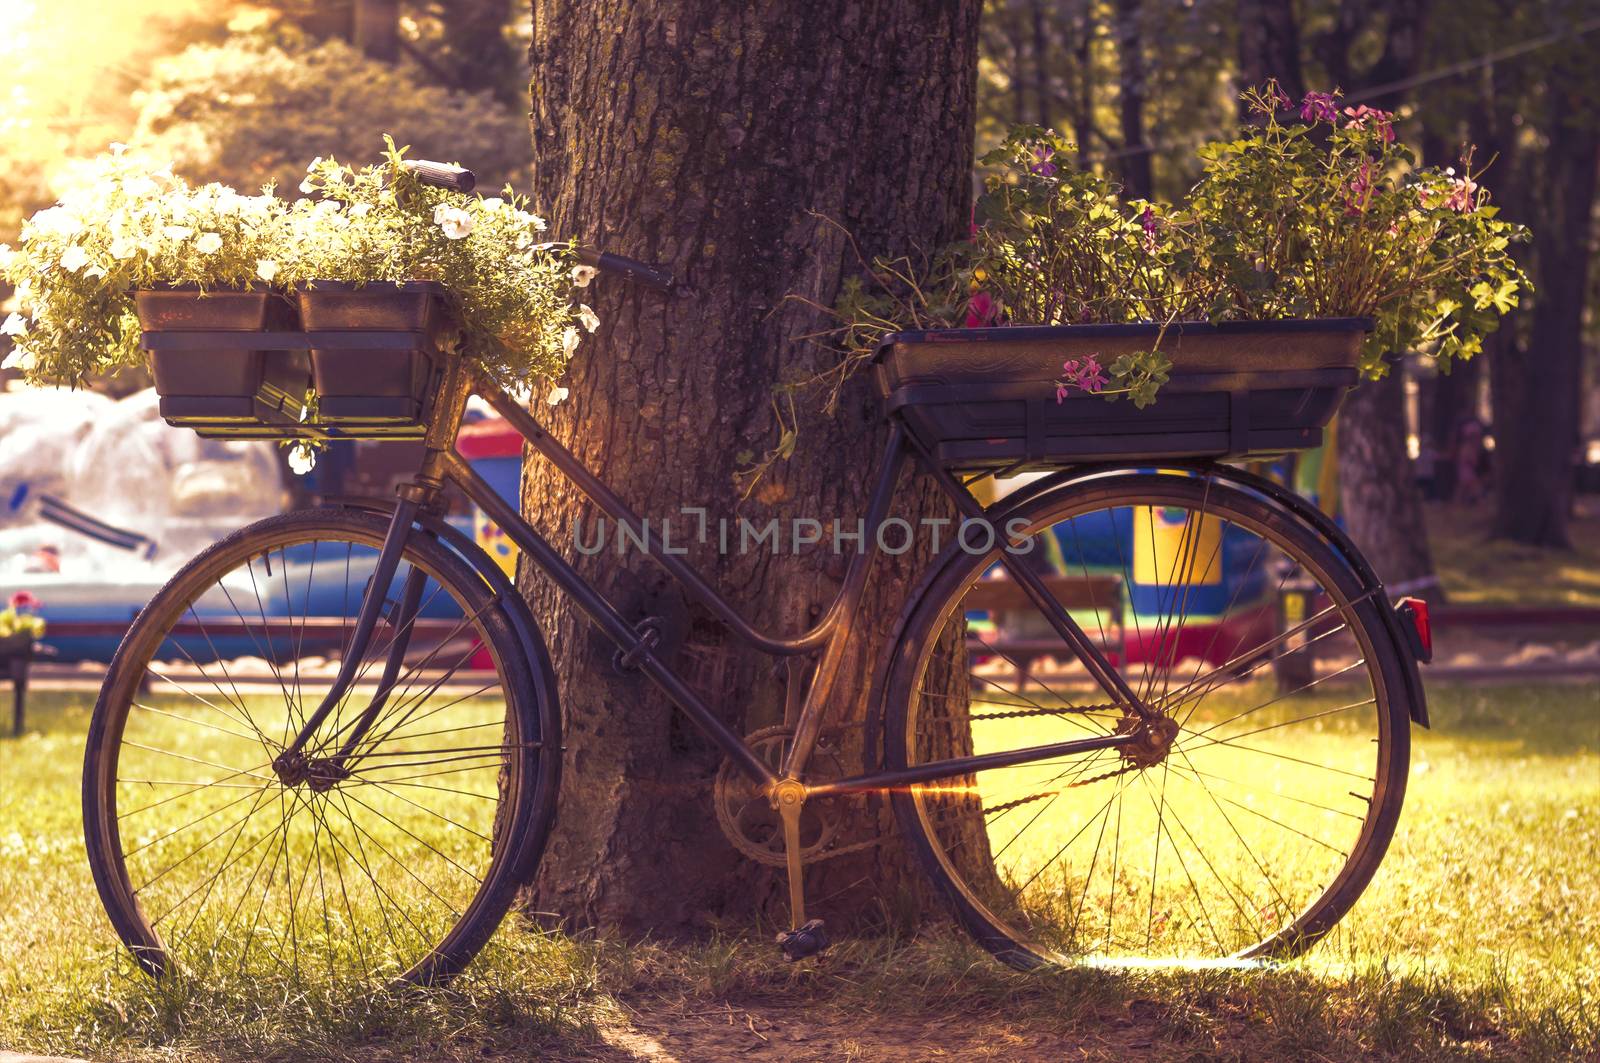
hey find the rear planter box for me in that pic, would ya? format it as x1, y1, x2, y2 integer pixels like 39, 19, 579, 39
297, 281, 448, 428
137, 286, 307, 427
874, 318, 1369, 472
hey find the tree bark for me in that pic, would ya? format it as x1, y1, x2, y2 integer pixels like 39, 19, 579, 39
1337, 367, 1442, 598
522, 0, 981, 936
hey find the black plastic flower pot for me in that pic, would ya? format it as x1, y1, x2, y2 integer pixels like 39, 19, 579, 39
297, 281, 446, 425
136, 286, 306, 424
873, 318, 1370, 472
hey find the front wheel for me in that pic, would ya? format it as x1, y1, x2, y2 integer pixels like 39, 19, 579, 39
885, 470, 1413, 968
83, 508, 559, 989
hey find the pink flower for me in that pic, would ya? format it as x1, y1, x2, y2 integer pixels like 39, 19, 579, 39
1029, 145, 1058, 177
1444, 175, 1477, 213
965, 290, 1000, 328
9, 590, 39, 611
1346, 157, 1373, 215
1300, 91, 1340, 124
1056, 356, 1107, 401
1140, 206, 1159, 252
1270, 83, 1294, 112
1342, 104, 1395, 143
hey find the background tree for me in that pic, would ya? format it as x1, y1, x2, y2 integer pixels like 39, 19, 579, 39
1414, 0, 1600, 549
131, 28, 534, 193
519, 0, 982, 933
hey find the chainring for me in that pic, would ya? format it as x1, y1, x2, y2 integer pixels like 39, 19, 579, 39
714, 725, 846, 867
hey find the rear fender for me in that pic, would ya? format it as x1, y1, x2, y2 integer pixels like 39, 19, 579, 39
996, 463, 1430, 728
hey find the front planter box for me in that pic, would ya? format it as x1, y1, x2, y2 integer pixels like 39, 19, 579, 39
297, 281, 446, 425
874, 318, 1369, 472
136, 286, 307, 425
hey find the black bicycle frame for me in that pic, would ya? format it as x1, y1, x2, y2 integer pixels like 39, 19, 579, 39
284, 368, 1147, 793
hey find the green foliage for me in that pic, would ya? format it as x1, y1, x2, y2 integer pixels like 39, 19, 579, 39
288, 139, 585, 389
1, 142, 585, 391
1187, 84, 1530, 377
0, 148, 288, 382
131, 29, 534, 197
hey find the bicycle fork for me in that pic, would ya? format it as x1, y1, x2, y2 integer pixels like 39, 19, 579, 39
272, 497, 432, 788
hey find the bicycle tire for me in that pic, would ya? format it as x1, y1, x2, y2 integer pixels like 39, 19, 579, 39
883, 470, 1413, 968
83, 508, 560, 988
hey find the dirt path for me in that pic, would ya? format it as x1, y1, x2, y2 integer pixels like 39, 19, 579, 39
569, 998, 1163, 1062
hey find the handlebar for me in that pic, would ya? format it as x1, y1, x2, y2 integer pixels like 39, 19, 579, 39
400, 159, 476, 193
574, 247, 674, 292
404, 159, 673, 292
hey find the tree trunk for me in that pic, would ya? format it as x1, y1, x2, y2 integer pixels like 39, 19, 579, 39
1337, 368, 1443, 599
1235, 0, 1304, 106
440, 0, 521, 104
1115, 0, 1152, 199
1490, 126, 1599, 547
522, 0, 981, 936
1428, 354, 1480, 502
354, 0, 400, 61
1320, 0, 1441, 596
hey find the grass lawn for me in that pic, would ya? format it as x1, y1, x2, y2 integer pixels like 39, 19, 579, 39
1426, 500, 1600, 607
2, 680, 1596, 1061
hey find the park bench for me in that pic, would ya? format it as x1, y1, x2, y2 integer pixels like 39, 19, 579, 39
1, 617, 480, 736
964, 571, 1125, 687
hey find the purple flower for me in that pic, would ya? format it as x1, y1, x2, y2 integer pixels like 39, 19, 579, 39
1030, 145, 1058, 177
1343, 104, 1395, 143
1140, 206, 1159, 252
1056, 355, 1107, 401
1300, 91, 1340, 124
1270, 83, 1294, 112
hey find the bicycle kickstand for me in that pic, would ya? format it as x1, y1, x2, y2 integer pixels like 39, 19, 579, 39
772, 779, 829, 962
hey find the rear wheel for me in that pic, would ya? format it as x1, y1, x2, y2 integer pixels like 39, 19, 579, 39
886, 470, 1412, 968
83, 509, 558, 988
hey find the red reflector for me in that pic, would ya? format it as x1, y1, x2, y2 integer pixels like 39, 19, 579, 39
1396, 596, 1432, 662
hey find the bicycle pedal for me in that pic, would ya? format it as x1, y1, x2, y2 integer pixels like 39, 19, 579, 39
776, 919, 829, 962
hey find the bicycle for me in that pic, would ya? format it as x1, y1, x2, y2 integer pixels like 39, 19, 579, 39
82, 161, 1432, 989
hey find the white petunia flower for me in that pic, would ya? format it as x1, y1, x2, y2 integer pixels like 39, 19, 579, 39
479, 197, 505, 211
109, 235, 136, 260
530, 214, 548, 232
577, 304, 599, 333
1, 346, 35, 371
546, 384, 569, 406
1, 313, 27, 337
195, 232, 222, 254
349, 203, 372, 217
256, 259, 279, 283
59, 245, 89, 272
287, 442, 317, 475
163, 225, 193, 242
432, 205, 474, 240
562, 325, 581, 357
571, 264, 597, 288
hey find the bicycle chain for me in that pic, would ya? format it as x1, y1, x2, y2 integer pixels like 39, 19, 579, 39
802, 758, 1140, 863
966, 701, 1121, 723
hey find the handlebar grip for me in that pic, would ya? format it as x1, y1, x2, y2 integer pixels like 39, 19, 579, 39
575, 247, 674, 292
401, 160, 477, 194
